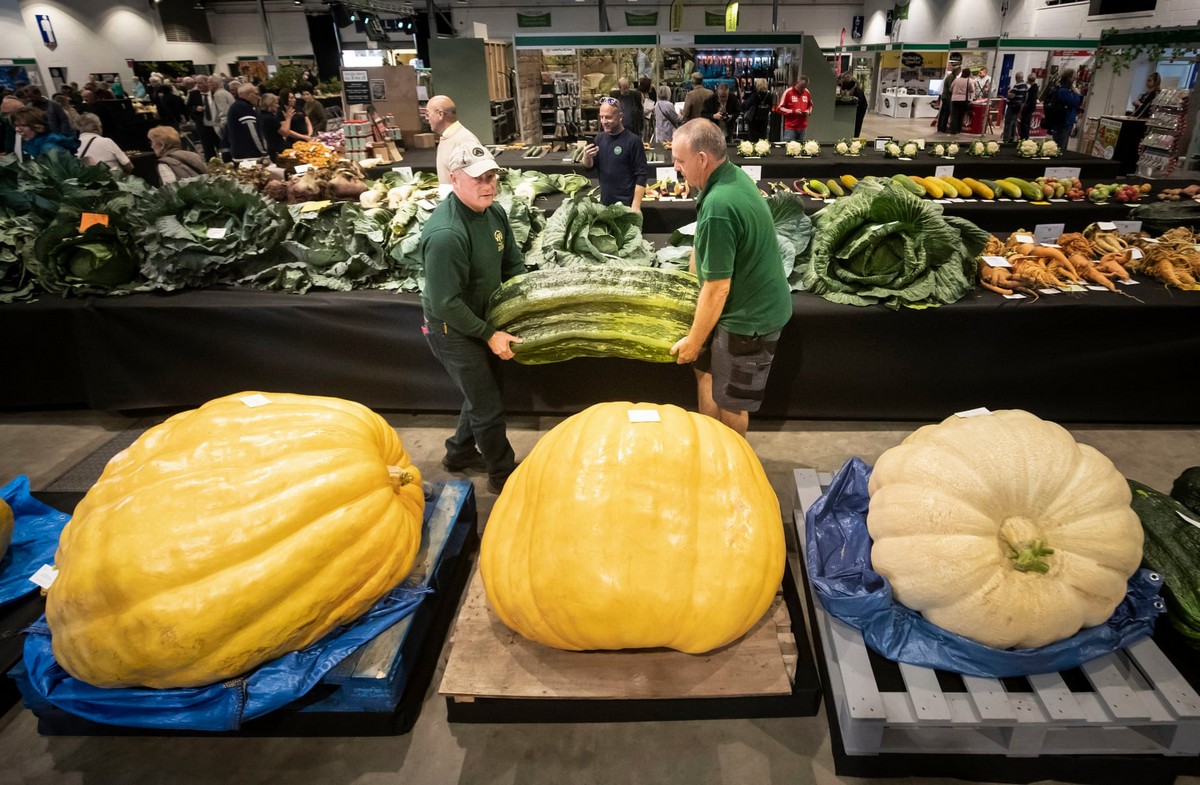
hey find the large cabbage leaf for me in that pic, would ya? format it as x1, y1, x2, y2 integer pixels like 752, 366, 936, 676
132, 175, 292, 291
0, 209, 37, 302
239, 203, 396, 293
797, 178, 988, 308
527, 191, 654, 269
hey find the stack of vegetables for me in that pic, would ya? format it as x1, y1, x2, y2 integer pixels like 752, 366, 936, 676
1129, 467, 1200, 648
1103, 225, 1200, 290
798, 177, 990, 309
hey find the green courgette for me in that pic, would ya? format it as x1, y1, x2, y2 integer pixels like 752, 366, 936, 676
487, 266, 699, 364
1171, 467, 1200, 513
1129, 479, 1200, 647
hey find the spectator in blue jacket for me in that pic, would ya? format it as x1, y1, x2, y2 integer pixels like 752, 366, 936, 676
1047, 68, 1083, 150
10, 106, 78, 159
1002, 72, 1029, 144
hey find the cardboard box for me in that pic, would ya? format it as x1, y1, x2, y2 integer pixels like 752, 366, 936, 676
411, 133, 436, 149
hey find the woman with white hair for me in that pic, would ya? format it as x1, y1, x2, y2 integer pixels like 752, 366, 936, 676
75, 113, 133, 173
653, 85, 681, 144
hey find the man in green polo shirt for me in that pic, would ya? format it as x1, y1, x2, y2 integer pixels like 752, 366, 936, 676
420, 143, 525, 493
669, 119, 792, 436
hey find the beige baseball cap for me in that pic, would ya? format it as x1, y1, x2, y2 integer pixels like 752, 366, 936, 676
449, 144, 500, 177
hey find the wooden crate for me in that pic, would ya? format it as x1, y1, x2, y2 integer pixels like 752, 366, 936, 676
485, 40, 512, 102
793, 468, 1200, 783
11, 481, 477, 737
438, 555, 822, 723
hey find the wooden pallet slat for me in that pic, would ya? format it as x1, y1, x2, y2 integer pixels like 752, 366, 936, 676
792, 467, 1200, 772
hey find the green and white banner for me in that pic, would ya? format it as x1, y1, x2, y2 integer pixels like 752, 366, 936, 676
517, 11, 552, 28
626, 10, 659, 26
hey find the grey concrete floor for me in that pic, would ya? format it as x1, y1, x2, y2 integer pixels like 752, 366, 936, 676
1, 408, 1198, 785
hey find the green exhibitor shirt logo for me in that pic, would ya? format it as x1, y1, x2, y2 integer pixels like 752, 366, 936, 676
614, 146, 623, 156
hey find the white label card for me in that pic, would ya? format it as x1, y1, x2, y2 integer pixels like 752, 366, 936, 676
1179, 510, 1200, 530
1044, 167, 1080, 180
392, 166, 413, 177
1013, 233, 1034, 244
627, 409, 661, 423
1113, 220, 1142, 234
983, 256, 1011, 267
1096, 221, 1118, 231
874, 137, 891, 151
239, 159, 258, 170
955, 407, 992, 418
656, 166, 676, 183
1003, 293, 1027, 299
1040, 243, 1062, 248
1034, 224, 1065, 245
740, 165, 762, 181
935, 165, 954, 178
205, 227, 228, 240
1038, 288, 1062, 295
1130, 247, 1144, 259
240, 393, 272, 408
29, 564, 58, 589
293, 164, 311, 175
1086, 285, 1110, 291
1118, 278, 1140, 285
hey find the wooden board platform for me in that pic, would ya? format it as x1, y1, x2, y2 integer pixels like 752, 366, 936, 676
9, 482, 477, 737
439, 560, 822, 723
793, 468, 1200, 784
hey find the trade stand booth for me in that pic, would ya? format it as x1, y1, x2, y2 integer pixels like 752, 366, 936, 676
873, 43, 950, 122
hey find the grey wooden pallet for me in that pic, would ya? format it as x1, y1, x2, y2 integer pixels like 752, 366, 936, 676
793, 468, 1200, 759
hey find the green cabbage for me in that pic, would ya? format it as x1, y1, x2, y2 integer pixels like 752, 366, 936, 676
526, 192, 655, 269
798, 178, 989, 308
25, 209, 141, 296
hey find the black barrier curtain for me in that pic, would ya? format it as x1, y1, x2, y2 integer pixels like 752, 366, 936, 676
306, 13, 342, 83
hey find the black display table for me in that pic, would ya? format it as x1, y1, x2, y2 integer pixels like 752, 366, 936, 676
4, 285, 1197, 423
369, 144, 1123, 182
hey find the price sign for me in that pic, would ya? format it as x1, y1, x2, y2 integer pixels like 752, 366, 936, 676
935, 165, 954, 178
656, 166, 677, 183
955, 407, 992, 418
1113, 220, 1142, 234
627, 409, 661, 423
79, 213, 109, 232
392, 166, 413, 177
1044, 166, 1081, 180
740, 165, 762, 182
205, 227, 228, 240
982, 256, 1011, 268
874, 136, 892, 151
1034, 223, 1065, 245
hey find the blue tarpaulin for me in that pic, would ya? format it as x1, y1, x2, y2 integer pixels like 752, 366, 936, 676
0, 475, 70, 608
24, 582, 432, 731
804, 457, 1165, 678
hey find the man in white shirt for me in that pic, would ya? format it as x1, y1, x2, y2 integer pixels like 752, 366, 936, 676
428, 95, 482, 184
75, 113, 133, 173
1, 96, 23, 159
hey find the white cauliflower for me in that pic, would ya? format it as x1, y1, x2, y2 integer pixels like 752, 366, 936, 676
754, 139, 771, 156
969, 141, 985, 155
737, 140, 754, 157
947, 143, 960, 156
902, 142, 918, 157
1018, 139, 1038, 156
932, 144, 945, 157
986, 141, 1000, 154
513, 182, 537, 202
1041, 140, 1059, 156
835, 142, 849, 154
803, 140, 820, 156
849, 140, 862, 154
884, 142, 900, 157
785, 140, 803, 157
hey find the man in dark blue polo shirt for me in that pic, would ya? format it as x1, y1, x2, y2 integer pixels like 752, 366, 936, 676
581, 96, 647, 211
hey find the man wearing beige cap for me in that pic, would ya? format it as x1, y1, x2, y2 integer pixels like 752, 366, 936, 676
420, 144, 525, 494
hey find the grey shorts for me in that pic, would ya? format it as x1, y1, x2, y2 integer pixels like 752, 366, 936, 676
695, 326, 780, 413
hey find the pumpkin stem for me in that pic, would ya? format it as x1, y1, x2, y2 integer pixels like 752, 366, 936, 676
387, 465, 414, 488
1008, 540, 1055, 574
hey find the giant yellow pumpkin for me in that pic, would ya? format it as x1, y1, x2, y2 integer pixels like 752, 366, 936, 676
47, 392, 424, 689
0, 498, 12, 562
867, 410, 1143, 649
481, 402, 784, 653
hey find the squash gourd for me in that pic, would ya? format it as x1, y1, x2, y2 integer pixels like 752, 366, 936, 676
480, 402, 784, 653
46, 392, 424, 689
867, 410, 1143, 650
0, 498, 12, 562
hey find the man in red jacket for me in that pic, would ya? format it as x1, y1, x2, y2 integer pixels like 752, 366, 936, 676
775, 75, 813, 142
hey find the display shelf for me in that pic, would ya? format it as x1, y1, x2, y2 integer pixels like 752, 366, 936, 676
1136, 88, 1192, 178
541, 72, 580, 142
10, 481, 478, 737
438, 562, 821, 723
792, 469, 1200, 783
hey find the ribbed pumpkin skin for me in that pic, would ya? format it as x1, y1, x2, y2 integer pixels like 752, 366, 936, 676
0, 498, 12, 562
480, 402, 784, 654
47, 392, 424, 689
867, 410, 1143, 650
